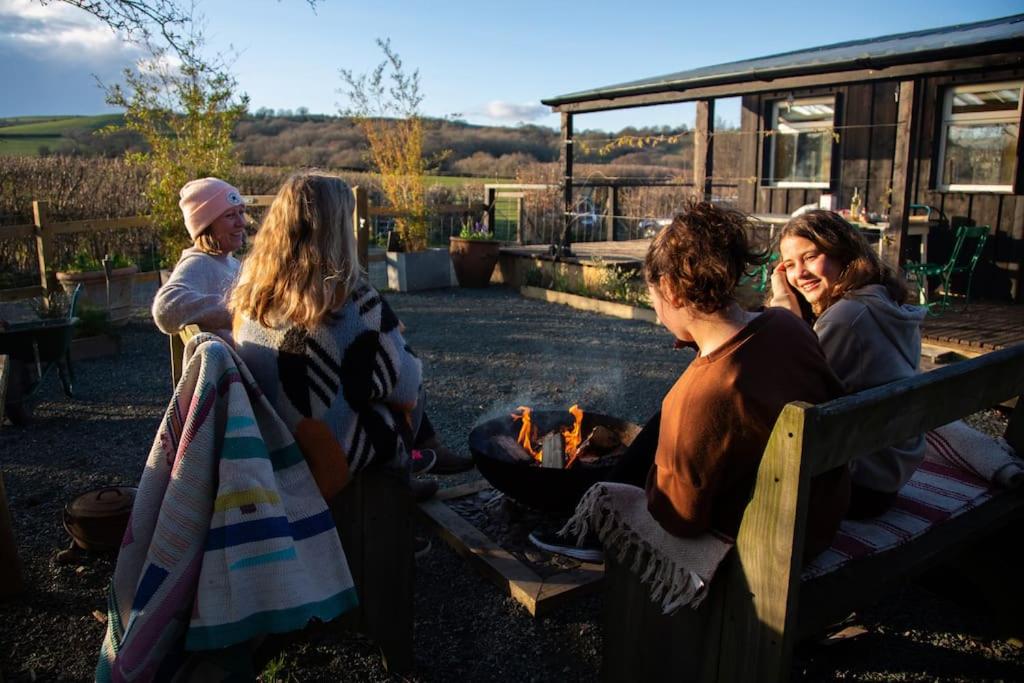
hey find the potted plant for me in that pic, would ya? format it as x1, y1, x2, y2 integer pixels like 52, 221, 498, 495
449, 220, 500, 288
56, 252, 137, 324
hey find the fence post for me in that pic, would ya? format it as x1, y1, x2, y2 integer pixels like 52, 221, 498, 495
605, 185, 618, 242
516, 196, 525, 245
484, 187, 497, 232
353, 186, 369, 269
33, 200, 54, 299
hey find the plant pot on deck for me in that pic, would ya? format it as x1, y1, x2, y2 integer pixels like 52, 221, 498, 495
56, 265, 137, 324
385, 248, 453, 292
449, 237, 500, 288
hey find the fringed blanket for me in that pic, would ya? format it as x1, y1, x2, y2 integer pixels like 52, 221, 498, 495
804, 419, 1022, 579
561, 482, 733, 614
97, 333, 357, 682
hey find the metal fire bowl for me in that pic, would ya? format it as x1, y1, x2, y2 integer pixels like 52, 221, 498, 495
469, 410, 640, 513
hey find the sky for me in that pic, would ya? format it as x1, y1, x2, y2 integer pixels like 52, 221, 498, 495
0, 0, 1021, 132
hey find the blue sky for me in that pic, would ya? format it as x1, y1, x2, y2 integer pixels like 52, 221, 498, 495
0, 0, 1020, 131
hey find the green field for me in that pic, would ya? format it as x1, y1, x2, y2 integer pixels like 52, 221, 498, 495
0, 114, 124, 156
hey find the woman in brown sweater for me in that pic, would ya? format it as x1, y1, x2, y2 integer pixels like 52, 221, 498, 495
640, 201, 850, 556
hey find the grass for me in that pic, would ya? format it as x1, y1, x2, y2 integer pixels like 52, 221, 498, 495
0, 115, 124, 156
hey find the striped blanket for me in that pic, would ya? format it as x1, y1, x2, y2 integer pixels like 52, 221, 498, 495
803, 419, 1022, 580
97, 334, 357, 682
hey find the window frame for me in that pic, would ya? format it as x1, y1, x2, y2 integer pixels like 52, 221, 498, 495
934, 80, 1023, 194
765, 95, 837, 190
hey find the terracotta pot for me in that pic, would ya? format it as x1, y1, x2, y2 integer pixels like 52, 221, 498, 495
449, 237, 500, 288
56, 265, 137, 324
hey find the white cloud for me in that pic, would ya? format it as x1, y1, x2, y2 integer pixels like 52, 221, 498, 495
481, 100, 550, 122
0, 0, 139, 58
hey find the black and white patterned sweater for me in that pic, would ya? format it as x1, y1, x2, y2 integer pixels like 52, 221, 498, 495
234, 283, 422, 489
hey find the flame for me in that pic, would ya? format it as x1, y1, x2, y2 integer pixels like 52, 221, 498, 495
563, 404, 584, 467
511, 406, 540, 461
511, 404, 585, 467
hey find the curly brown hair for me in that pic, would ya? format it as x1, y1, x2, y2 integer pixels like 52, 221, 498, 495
643, 200, 767, 314
779, 210, 909, 316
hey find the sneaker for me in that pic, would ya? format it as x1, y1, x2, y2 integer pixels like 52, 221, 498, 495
419, 446, 474, 475
410, 448, 436, 475
414, 534, 432, 559
410, 478, 438, 502
528, 528, 604, 563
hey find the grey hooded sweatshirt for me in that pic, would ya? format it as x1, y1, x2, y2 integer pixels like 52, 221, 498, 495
814, 284, 927, 493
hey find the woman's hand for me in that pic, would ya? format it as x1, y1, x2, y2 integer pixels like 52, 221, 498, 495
767, 262, 802, 315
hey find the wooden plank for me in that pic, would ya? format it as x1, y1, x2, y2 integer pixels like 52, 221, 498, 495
548, 53, 1023, 114
532, 562, 603, 617
840, 84, 873, 214
48, 215, 153, 236
717, 405, 810, 683
561, 113, 574, 251
32, 201, 53, 298
808, 344, 1024, 476
737, 96, 760, 212
694, 99, 715, 201
868, 81, 897, 217
883, 80, 920, 267
0, 223, 34, 239
432, 478, 490, 502
417, 496, 544, 614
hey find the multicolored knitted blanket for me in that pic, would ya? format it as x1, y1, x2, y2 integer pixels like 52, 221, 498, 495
96, 333, 357, 682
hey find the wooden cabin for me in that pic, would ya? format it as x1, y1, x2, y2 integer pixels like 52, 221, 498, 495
542, 14, 1024, 302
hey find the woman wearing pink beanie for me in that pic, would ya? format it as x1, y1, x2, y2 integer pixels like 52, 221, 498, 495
151, 177, 247, 341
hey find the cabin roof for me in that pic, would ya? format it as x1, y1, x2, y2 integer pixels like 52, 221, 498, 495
542, 14, 1024, 109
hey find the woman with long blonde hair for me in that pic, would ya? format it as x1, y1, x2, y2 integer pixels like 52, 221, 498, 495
231, 172, 425, 499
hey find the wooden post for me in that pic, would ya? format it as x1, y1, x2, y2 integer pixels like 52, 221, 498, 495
560, 113, 574, 253
883, 80, 920, 268
33, 200, 54, 299
515, 196, 525, 245
0, 355, 26, 599
484, 187, 497, 234
605, 185, 619, 242
694, 100, 716, 201
352, 186, 369, 269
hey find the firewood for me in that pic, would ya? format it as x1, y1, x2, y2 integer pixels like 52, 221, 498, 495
541, 432, 565, 469
588, 425, 621, 451
490, 435, 534, 464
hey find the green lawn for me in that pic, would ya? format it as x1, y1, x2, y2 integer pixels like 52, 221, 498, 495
0, 114, 122, 136
0, 137, 65, 156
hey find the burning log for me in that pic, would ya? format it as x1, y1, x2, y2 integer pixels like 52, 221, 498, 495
588, 425, 621, 452
541, 432, 566, 469
490, 435, 535, 464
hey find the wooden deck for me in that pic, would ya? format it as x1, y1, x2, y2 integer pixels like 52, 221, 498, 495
920, 302, 1024, 353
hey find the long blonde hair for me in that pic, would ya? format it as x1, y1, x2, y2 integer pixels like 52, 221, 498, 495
230, 172, 360, 330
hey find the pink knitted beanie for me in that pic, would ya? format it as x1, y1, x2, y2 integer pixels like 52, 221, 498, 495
178, 177, 244, 240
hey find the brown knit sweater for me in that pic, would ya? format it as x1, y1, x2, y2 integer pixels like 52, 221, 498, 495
646, 308, 849, 557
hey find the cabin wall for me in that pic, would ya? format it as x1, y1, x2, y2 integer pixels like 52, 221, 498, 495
737, 65, 1024, 301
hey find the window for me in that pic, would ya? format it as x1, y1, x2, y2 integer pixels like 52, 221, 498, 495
936, 82, 1022, 192
767, 97, 835, 188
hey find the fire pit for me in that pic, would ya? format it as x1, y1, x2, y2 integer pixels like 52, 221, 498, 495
469, 406, 640, 513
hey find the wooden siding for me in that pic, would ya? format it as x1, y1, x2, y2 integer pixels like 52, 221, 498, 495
737, 66, 1024, 302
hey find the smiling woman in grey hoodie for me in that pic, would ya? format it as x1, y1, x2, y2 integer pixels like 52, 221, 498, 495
768, 210, 927, 518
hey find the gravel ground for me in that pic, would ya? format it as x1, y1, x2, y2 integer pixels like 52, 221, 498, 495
1, 286, 1022, 682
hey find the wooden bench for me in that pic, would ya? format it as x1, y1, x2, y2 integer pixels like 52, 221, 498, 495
603, 343, 1024, 682
170, 325, 414, 674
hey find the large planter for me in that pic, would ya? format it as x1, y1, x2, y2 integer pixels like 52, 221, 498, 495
56, 265, 138, 324
386, 248, 453, 292
449, 237, 500, 288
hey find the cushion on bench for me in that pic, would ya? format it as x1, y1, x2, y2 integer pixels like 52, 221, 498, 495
802, 420, 1021, 580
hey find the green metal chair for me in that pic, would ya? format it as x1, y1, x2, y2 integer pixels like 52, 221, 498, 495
904, 225, 989, 313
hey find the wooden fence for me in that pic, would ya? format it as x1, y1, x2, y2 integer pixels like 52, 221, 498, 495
0, 189, 487, 303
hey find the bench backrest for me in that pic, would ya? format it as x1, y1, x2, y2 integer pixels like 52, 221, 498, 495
719, 343, 1024, 681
